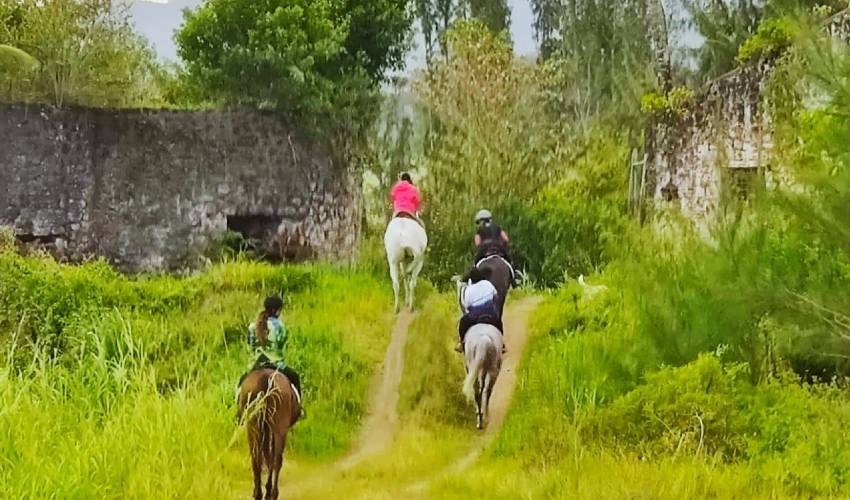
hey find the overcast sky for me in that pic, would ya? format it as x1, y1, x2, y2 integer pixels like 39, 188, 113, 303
129, 0, 540, 70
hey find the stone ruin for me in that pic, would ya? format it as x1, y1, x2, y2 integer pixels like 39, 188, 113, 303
0, 104, 361, 271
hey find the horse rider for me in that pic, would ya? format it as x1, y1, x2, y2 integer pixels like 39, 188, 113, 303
473, 209, 519, 287
238, 296, 304, 414
390, 172, 423, 225
455, 266, 504, 353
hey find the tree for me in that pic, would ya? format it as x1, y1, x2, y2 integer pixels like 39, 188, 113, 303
176, 0, 413, 125
529, 0, 560, 58
683, 0, 762, 81
683, 0, 845, 82
469, 0, 511, 35
415, 0, 461, 63
543, 0, 659, 127
417, 21, 552, 280
0, 0, 162, 107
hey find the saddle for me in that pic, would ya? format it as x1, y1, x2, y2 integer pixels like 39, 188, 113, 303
394, 211, 425, 228
476, 254, 515, 276
237, 361, 303, 406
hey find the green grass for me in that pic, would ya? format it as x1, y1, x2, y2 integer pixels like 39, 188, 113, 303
426, 279, 850, 499
0, 251, 395, 498
5, 244, 850, 499
284, 291, 479, 498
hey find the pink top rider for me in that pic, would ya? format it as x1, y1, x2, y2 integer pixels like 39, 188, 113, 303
390, 173, 422, 217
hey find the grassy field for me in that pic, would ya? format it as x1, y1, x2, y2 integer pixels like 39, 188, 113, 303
0, 250, 395, 498
425, 281, 850, 499
5, 244, 850, 499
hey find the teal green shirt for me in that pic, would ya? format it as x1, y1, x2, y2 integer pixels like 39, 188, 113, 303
247, 316, 288, 369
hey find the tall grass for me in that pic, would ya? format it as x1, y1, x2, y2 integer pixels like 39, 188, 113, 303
450, 266, 850, 497
0, 250, 395, 497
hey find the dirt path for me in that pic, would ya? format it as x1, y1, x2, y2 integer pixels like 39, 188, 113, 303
273, 311, 415, 498
275, 297, 541, 499
406, 296, 542, 493
337, 310, 415, 470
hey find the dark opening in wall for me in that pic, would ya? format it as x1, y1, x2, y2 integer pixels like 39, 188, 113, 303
15, 233, 58, 244
723, 167, 763, 202
225, 214, 314, 263
13, 233, 67, 261
661, 180, 679, 202
226, 214, 283, 262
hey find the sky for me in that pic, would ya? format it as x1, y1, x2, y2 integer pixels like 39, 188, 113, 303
128, 0, 540, 70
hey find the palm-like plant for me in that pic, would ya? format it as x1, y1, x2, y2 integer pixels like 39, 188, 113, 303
0, 44, 40, 71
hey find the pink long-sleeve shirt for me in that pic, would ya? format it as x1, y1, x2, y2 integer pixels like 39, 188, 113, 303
390, 181, 422, 215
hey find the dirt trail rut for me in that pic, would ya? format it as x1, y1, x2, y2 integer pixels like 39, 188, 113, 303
337, 310, 415, 470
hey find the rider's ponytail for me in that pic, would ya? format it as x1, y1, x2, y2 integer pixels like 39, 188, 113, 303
254, 310, 270, 345
254, 296, 283, 346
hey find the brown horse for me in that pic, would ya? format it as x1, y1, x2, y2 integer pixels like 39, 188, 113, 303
237, 369, 301, 500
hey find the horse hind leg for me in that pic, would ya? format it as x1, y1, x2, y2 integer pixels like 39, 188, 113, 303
262, 424, 275, 500
387, 255, 401, 313
405, 252, 424, 311
266, 432, 286, 500
474, 377, 484, 430
481, 372, 494, 428
249, 427, 263, 500
266, 433, 286, 500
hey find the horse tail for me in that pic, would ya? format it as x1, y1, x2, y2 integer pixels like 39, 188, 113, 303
402, 246, 415, 267
238, 371, 275, 463
463, 339, 488, 402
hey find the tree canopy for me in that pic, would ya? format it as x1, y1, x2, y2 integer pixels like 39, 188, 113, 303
0, 0, 162, 107
176, 0, 413, 124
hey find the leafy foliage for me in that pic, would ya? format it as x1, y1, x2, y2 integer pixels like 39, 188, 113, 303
469, 0, 511, 35
176, 0, 412, 128
415, 21, 557, 281
737, 16, 798, 63
683, 0, 845, 82
503, 134, 630, 286
0, 0, 163, 107
641, 86, 695, 116
0, 252, 396, 494
683, 0, 762, 81
545, 0, 658, 124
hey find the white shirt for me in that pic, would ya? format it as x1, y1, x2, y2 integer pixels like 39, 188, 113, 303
462, 280, 498, 311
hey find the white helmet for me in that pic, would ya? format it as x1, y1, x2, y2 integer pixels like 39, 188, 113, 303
475, 209, 492, 224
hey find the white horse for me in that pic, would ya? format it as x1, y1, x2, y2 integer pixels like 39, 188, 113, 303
462, 323, 503, 429
384, 217, 427, 312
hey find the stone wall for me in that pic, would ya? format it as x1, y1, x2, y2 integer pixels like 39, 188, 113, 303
0, 104, 361, 271
645, 9, 850, 220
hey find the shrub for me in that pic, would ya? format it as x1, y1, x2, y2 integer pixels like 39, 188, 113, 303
640, 86, 695, 117
737, 17, 798, 64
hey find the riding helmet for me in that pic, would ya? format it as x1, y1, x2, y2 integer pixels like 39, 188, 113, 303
475, 209, 492, 224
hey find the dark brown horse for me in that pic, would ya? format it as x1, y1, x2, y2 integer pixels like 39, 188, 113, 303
237, 369, 301, 500
476, 254, 513, 318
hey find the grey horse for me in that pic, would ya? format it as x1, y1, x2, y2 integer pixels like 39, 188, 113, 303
462, 323, 503, 429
